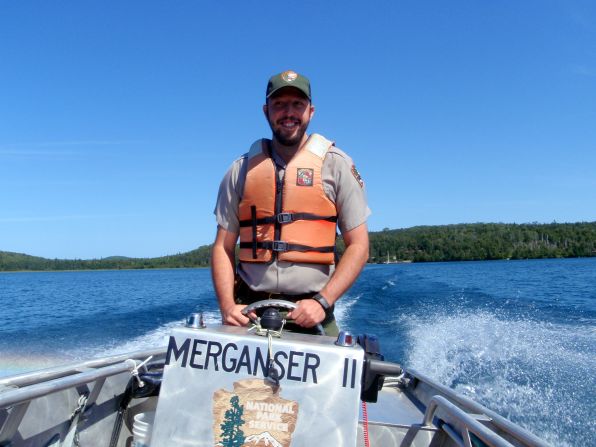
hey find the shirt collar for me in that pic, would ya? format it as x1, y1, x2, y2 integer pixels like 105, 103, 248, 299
269, 143, 287, 169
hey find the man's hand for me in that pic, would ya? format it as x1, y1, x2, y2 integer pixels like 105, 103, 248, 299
287, 299, 326, 328
220, 303, 251, 326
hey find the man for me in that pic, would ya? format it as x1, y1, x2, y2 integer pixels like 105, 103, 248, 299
211, 70, 370, 336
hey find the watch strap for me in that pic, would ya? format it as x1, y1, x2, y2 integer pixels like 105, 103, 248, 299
312, 293, 331, 311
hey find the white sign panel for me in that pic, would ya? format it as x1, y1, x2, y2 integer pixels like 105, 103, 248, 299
151, 326, 364, 447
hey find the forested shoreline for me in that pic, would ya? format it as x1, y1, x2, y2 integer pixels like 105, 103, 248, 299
365, 222, 596, 263
1, 222, 594, 272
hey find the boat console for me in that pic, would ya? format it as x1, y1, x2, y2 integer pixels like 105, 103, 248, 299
150, 300, 398, 446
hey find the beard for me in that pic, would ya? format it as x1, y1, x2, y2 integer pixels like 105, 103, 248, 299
267, 116, 310, 147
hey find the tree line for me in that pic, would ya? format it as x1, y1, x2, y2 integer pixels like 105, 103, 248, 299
0, 246, 212, 272
1, 222, 594, 272
365, 222, 596, 263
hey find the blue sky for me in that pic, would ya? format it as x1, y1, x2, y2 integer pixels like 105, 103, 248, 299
1, 1, 594, 259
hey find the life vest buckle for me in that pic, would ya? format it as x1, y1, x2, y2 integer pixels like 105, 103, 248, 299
277, 213, 293, 224
271, 241, 289, 252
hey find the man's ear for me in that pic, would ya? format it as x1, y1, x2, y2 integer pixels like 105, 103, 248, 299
309, 105, 315, 120
263, 104, 269, 119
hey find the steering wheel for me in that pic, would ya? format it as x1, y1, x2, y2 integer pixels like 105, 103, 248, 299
241, 299, 326, 335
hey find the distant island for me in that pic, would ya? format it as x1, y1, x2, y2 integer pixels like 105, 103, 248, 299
1, 222, 595, 272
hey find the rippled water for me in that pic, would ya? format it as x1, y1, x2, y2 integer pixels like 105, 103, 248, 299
1, 258, 594, 445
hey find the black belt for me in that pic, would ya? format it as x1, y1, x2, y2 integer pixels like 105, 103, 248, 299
234, 275, 334, 315
235, 282, 317, 302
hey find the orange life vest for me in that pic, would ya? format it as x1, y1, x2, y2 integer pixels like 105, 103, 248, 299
238, 134, 338, 264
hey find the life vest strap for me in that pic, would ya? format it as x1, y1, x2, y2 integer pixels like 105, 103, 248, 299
239, 241, 335, 253
251, 206, 258, 259
239, 213, 337, 227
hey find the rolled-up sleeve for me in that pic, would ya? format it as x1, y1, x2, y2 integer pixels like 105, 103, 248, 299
322, 148, 371, 234
213, 156, 247, 234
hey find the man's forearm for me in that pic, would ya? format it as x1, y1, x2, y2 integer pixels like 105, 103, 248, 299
211, 241, 236, 311
211, 228, 251, 326
320, 235, 369, 305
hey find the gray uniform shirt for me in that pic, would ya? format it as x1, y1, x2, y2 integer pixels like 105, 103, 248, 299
214, 138, 371, 294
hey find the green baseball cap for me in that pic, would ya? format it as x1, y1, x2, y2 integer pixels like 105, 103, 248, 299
266, 70, 311, 100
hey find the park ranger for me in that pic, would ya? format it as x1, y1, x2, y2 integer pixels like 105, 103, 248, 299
211, 70, 370, 335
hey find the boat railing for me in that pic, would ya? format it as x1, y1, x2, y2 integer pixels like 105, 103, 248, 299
0, 348, 166, 446
420, 395, 515, 447
404, 368, 551, 447
0, 347, 166, 389
2, 359, 134, 410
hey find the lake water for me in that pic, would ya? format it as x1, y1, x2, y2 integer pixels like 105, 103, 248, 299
1, 258, 594, 445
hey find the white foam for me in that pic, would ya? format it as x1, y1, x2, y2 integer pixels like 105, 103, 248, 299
382, 279, 396, 290
79, 311, 222, 360
402, 309, 596, 446
0, 312, 224, 379
334, 294, 360, 326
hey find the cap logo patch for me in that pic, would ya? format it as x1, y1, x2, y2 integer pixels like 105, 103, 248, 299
351, 165, 364, 188
296, 168, 314, 186
281, 70, 298, 82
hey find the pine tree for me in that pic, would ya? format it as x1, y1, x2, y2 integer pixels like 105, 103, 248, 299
219, 395, 245, 447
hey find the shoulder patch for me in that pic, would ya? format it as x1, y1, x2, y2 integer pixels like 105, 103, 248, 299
351, 165, 364, 188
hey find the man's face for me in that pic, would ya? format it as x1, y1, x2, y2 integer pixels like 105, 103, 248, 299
264, 88, 315, 147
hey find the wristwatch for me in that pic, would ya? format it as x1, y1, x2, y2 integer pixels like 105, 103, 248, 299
312, 293, 331, 311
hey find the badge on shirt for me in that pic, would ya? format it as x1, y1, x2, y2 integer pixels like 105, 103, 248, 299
351, 165, 364, 188
296, 168, 314, 186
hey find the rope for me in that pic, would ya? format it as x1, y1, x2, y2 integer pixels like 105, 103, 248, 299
266, 330, 280, 385
54, 394, 88, 446
247, 320, 285, 385
130, 355, 153, 388
247, 320, 286, 337
362, 401, 370, 447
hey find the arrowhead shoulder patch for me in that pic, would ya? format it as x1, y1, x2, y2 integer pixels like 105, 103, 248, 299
351, 165, 364, 188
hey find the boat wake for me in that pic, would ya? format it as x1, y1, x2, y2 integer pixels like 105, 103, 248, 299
334, 294, 359, 326
82, 311, 222, 359
401, 308, 596, 447
0, 311, 223, 377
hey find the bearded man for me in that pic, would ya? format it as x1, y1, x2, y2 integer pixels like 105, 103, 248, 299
211, 70, 370, 336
